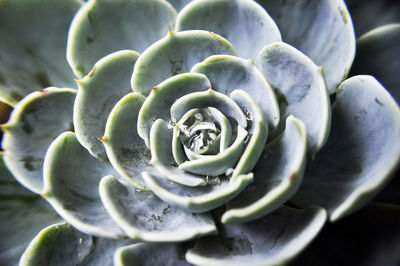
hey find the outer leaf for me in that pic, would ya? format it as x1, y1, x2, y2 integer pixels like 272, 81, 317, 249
258, 0, 356, 93
20, 223, 134, 266
222, 116, 306, 223
114, 242, 192, 266
0, 153, 62, 266
350, 24, 400, 103
292, 75, 400, 221
102, 93, 151, 190
20, 223, 92, 266
142, 172, 254, 213
67, 0, 176, 77
43, 132, 126, 238
176, 0, 281, 64
186, 206, 326, 266
74, 50, 140, 161
259, 42, 331, 158
100, 176, 216, 242
2, 88, 76, 194
0, 0, 81, 105
131, 30, 236, 96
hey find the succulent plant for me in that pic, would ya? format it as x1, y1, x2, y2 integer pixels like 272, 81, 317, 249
1, 0, 400, 265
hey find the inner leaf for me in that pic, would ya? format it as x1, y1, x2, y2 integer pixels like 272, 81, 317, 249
178, 108, 220, 154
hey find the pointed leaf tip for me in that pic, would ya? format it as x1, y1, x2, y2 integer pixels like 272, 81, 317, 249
87, 66, 96, 77
98, 136, 108, 143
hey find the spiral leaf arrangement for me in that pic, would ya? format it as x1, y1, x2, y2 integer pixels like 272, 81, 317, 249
0, 0, 400, 265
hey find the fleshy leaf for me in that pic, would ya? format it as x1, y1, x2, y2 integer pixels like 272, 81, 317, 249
0, 153, 62, 266
67, 0, 176, 77
292, 75, 400, 221
100, 176, 216, 242
142, 172, 253, 213
43, 132, 126, 238
350, 24, 400, 103
114, 242, 192, 266
259, 42, 331, 157
149, 119, 207, 186
2, 88, 76, 194
208, 107, 232, 152
186, 206, 326, 266
137, 73, 211, 147
191, 55, 280, 130
222, 116, 306, 223
102, 93, 151, 190
176, 0, 281, 65
230, 90, 268, 177
172, 109, 194, 165
20, 223, 134, 266
258, 0, 355, 93
20, 223, 92, 266
170, 89, 247, 128
0, 0, 81, 105
131, 30, 236, 96
74, 50, 139, 161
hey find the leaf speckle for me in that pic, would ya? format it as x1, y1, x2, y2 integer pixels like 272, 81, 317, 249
375, 98, 384, 106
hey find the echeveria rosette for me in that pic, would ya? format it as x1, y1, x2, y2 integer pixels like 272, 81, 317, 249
0, 0, 400, 265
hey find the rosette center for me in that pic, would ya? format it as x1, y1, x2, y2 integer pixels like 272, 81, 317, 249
178, 108, 220, 154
